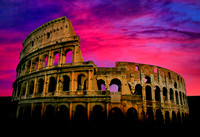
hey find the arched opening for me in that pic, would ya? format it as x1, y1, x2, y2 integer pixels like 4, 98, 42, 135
168, 72, 171, 79
45, 56, 48, 67
65, 50, 73, 64
97, 79, 105, 91
154, 68, 158, 73
163, 87, 168, 101
54, 52, 59, 65
32, 105, 42, 120
109, 107, 123, 121
26, 60, 31, 73
180, 92, 183, 105
18, 106, 24, 120
74, 105, 87, 122
24, 105, 31, 120
155, 109, 163, 125
135, 65, 139, 71
165, 111, 170, 125
155, 86, 160, 101
28, 80, 34, 95
21, 82, 27, 96
32, 57, 39, 70
170, 88, 174, 101
77, 74, 86, 90
17, 83, 21, 97
21, 64, 25, 75
48, 77, 56, 93
172, 111, 177, 125
145, 76, 151, 83
37, 78, 44, 94
146, 86, 152, 100
91, 105, 106, 122
110, 78, 121, 92
146, 108, 154, 123
135, 84, 142, 95
56, 105, 69, 121
174, 82, 177, 89
126, 107, 138, 122
63, 75, 70, 91
45, 105, 55, 120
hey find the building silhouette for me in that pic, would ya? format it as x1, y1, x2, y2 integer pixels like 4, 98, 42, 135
12, 16, 189, 124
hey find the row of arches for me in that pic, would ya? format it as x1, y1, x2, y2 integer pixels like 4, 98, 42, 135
17, 104, 188, 125
135, 84, 187, 105
17, 76, 122, 97
144, 76, 180, 91
96, 78, 187, 105
18, 104, 138, 121
18, 104, 105, 121
16, 73, 87, 97
18, 48, 73, 77
15, 76, 187, 106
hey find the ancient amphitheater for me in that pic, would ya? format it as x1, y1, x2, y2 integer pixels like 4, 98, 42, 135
12, 16, 189, 124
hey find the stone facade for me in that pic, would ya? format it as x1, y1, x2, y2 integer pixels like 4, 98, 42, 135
12, 16, 189, 123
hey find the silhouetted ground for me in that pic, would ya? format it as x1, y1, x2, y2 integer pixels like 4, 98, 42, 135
187, 96, 200, 126
0, 96, 199, 130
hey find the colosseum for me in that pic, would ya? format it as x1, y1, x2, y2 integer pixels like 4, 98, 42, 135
12, 16, 189, 124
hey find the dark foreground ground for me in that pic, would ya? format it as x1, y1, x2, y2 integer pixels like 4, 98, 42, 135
0, 96, 199, 131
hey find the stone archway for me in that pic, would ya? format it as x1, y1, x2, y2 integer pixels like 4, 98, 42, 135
74, 105, 87, 122
91, 105, 106, 122
126, 107, 138, 122
109, 107, 123, 121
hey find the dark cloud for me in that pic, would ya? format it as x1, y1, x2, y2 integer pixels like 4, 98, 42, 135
0, 0, 65, 32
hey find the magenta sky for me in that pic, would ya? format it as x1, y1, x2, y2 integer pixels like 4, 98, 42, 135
0, 0, 200, 96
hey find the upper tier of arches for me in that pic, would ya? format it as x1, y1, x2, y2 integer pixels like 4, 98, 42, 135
20, 16, 77, 60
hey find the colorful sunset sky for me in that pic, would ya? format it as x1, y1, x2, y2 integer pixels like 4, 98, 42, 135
0, 0, 200, 96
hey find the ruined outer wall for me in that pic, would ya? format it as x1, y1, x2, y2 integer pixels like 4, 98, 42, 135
96, 62, 189, 122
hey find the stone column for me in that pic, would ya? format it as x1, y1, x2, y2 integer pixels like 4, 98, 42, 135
173, 90, 176, 104
160, 88, 164, 105
33, 77, 38, 97
167, 89, 170, 104
73, 45, 76, 64
69, 103, 73, 121
141, 73, 145, 84
152, 86, 155, 102
142, 86, 146, 101
106, 103, 110, 120
88, 70, 92, 91
61, 48, 65, 65
29, 59, 32, 73
142, 86, 147, 117
31, 103, 34, 120
41, 102, 45, 120
71, 71, 75, 91
55, 74, 60, 95
38, 55, 42, 70
47, 51, 51, 67
24, 82, 28, 98
169, 110, 173, 123
43, 75, 48, 96
58, 48, 63, 67
87, 103, 90, 120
